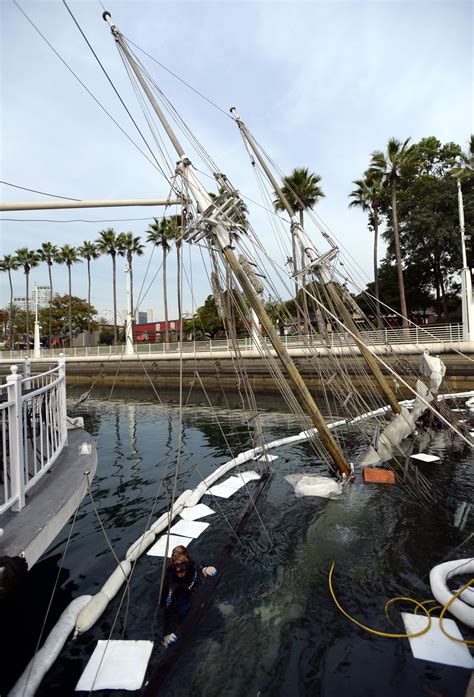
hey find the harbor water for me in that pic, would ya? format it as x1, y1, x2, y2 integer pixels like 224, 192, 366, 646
1, 388, 473, 696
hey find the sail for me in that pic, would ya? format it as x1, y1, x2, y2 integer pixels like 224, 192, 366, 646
358, 380, 433, 466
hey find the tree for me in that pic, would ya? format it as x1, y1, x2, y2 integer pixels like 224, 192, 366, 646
349, 171, 384, 327
96, 228, 121, 344
273, 167, 325, 330
370, 138, 418, 327
393, 138, 466, 321
37, 242, 59, 348
117, 232, 144, 318
14, 247, 39, 349
0, 255, 19, 346
56, 245, 81, 346
78, 240, 100, 336
187, 295, 224, 339
146, 218, 174, 344
38, 295, 97, 344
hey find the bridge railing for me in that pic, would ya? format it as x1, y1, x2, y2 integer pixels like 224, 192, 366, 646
0, 357, 67, 514
0, 324, 464, 360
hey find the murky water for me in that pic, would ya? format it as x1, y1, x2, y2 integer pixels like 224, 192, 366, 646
1, 389, 473, 696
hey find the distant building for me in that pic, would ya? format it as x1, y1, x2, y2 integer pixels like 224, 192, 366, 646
120, 309, 154, 324
12, 296, 29, 311
136, 309, 153, 324
32, 286, 51, 308
133, 319, 180, 342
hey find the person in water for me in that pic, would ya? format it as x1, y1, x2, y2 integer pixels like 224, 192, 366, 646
160, 545, 217, 647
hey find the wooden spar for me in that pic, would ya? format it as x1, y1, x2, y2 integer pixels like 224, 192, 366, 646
0, 198, 184, 212
231, 111, 401, 415
103, 12, 350, 477
222, 247, 350, 475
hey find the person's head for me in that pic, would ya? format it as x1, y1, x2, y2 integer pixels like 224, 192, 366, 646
171, 545, 191, 577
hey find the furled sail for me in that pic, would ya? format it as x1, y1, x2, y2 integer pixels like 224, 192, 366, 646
358, 380, 433, 466
419, 351, 446, 394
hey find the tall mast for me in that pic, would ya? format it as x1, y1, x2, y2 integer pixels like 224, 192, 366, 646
230, 109, 401, 416
102, 11, 350, 477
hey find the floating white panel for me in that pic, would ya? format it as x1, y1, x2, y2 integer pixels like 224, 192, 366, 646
146, 534, 193, 557
239, 470, 261, 482
169, 519, 210, 539
180, 503, 215, 521
205, 482, 241, 499
401, 613, 473, 669
410, 453, 440, 463
255, 454, 278, 462
75, 640, 153, 691
206, 471, 261, 499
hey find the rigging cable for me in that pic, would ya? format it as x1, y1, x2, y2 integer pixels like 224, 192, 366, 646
12, 0, 163, 175
61, 0, 169, 179
0, 180, 80, 200
122, 34, 233, 120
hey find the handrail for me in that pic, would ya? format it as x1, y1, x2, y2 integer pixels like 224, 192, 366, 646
0, 357, 68, 515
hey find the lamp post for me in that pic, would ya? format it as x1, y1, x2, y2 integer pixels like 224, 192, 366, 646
33, 284, 41, 358
457, 179, 474, 342
124, 266, 134, 355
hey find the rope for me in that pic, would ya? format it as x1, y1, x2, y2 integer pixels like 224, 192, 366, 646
12, 0, 162, 175
0, 180, 80, 200
62, 0, 167, 177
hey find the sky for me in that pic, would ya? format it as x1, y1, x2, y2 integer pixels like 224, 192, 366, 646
1, 0, 472, 323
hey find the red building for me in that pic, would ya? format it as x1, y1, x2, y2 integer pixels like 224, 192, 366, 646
133, 320, 180, 342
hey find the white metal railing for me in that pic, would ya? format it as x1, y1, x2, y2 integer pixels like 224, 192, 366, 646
0, 324, 463, 360
0, 356, 67, 514
0, 324, 464, 361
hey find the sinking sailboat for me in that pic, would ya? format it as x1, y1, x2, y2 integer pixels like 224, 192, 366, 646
5, 7, 474, 696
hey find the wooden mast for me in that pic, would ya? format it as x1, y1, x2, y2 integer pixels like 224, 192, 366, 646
230, 110, 401, 416
102, 11, 351, 477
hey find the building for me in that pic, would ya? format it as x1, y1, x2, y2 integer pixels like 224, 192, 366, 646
133, 319, 180, 342
120, 309, 154, 324
12, 296, 29, 311
32, 286, 51, 308
136, 309, 153, 324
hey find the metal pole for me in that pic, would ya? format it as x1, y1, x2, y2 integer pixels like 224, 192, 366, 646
33, 284, 41, 358
231, 108, 401, 414
457, 179, 473, 341
103, 13, 350, 476
0, 198, 183, 212
7, 365, 26, 511
125, 266, 134, 355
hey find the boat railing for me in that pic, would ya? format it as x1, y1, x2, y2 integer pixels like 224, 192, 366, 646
0, 356, 68, 515
0, 323, 464, 360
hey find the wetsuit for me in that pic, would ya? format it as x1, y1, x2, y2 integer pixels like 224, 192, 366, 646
160, 560, 201, 636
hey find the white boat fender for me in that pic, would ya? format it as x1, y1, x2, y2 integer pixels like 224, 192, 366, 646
9, 595, 91, 697
76, 561, 131, 635
126, 531, 156, 562
429, 558, 474, 628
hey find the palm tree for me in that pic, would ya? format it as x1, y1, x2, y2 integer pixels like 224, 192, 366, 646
96, 228, 121, 344
56, 244, 81, 347
453, 134, 474, 179
146, 217, 174, 343
37, 242, 59, 348
117, 232, 144, 318
0, 255, 19, 346
349, 171, 384, 328
370, 138, 417, 328
78, 240, 100, 337
15, 247, 39, 350
273, 167, 325, 330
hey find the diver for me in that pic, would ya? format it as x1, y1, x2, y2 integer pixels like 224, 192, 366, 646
160, 545, 217, 647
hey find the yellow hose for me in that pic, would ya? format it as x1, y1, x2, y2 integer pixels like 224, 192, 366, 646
438, 577, 474, 646
328, 562, 432, 639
